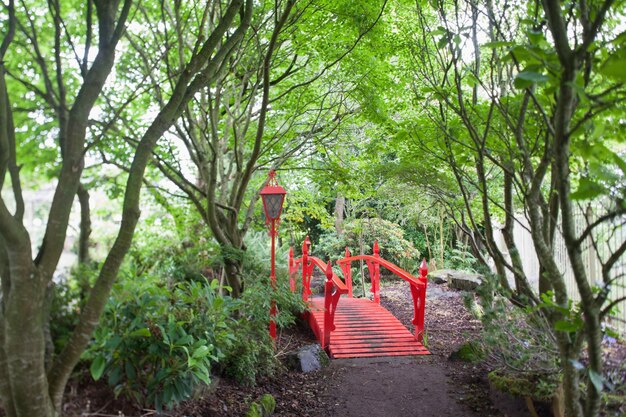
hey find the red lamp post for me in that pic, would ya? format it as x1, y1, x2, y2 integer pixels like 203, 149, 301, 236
260, 170, 287, 341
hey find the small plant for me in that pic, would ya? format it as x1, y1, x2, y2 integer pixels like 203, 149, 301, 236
445, 245, 479, 272
246, 394, 276, 417
222, 274, 306, 385
448, 341, 484, 362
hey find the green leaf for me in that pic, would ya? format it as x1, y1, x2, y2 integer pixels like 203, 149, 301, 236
527, 29, 544, 45
515, 70, 550, 86
193, 364, 211, 384
600, 46, 626, 82
125, 362, 137, 380
192, 345, 211, 359
90, 355, 106, 381
571, 177, 605, 200
482, 41, 514, 49
589, 370, 604, 393
554, 320, 582, 332
465, 72, 479, 87
437, 34, 451, 49
129, 327, 151, 337
612, 152, 626, 177
108, 365, 122, 386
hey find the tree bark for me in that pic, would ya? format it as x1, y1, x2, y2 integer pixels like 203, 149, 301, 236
335, 194, 345, 235
77, 184, 92, 265
224, 258, 243, 298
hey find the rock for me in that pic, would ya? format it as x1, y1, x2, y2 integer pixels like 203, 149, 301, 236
448, 272, 483, 291
428, 269, 484, 290
286, 344, 329, 373
428, 269, 454, 284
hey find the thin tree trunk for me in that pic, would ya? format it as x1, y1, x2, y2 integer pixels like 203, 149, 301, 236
224, 258, 243, 298
502, 168, 537, 303
438, 205, 444, 268
334, 194, 345, 235
422, 223, 433, 263
77, 184, 91, 265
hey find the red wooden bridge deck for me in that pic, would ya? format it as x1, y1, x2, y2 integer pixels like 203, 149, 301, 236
288, 238, 430, 359
308, 297, 429, 358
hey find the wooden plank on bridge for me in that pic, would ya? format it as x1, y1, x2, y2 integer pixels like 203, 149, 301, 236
308, 297, 430, 359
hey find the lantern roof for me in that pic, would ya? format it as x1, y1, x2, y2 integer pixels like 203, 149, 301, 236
260, 170, 286, 196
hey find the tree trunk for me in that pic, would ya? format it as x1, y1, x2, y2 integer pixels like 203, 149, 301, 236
224, 258, 243, 298
77, 184, 92, 265
560, 343, 584, 417
334, 194, 345, 235
0, 299, 17, 417
422, 223, 433, 263
2, 249, 54, 417
438, 205, 444, 268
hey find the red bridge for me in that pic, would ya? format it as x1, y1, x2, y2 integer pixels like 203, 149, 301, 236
288, 238, 430, 359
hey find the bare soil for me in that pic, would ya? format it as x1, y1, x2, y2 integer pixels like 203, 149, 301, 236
53, 280, 626, 417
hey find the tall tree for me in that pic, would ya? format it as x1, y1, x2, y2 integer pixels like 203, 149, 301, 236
0, 0, 253, 415
394, 0, 626, 416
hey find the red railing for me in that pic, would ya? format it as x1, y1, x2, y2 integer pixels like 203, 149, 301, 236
336, 241, 429, 343
288, 238, 428, 348
289, 237, 348, 350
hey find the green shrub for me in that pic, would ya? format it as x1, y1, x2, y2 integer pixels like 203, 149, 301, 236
471, 274, 561, 400
82, 225, 306, 407
85, 276, 236, 411
221, 238, 307, 385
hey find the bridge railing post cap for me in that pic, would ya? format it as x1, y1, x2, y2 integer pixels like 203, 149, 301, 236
419, 258, 428, 277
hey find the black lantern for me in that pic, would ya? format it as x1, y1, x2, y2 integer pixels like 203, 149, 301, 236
260, 170, 286, 223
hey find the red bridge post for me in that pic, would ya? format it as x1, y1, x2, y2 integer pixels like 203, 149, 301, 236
301, 236, 312, 302
411, 258, 429, 343
370, 241, 381, 304
323, 260, 340, 351
288, 247, 296, 293
340, 247, 353, 298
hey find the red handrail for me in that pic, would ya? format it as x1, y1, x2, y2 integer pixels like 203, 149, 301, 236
288, 238, 428, 348
336, 242, 429, 344
288, 238, 348, 351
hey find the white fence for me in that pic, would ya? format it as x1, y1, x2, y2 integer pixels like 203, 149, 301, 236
494, 206, 626, 336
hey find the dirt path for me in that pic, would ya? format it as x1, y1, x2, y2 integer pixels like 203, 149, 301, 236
321, 356, 484, 417
304, 280, 502, 417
